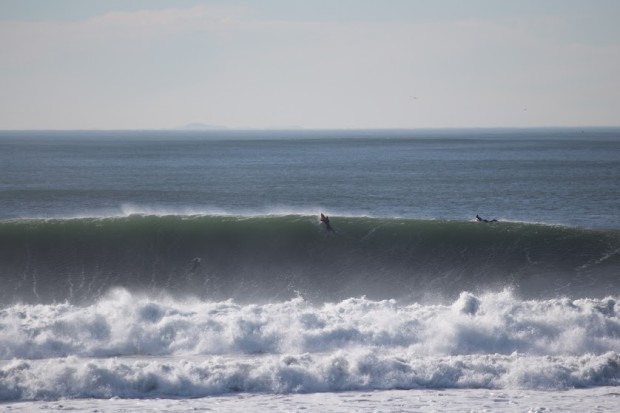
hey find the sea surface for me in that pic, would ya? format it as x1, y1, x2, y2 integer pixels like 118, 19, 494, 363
1, 128, 619, 411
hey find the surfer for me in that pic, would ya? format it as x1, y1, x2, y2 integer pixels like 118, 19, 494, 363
189, 257, 202, 273
320, 213, 334, 232
476, 214, 498, 223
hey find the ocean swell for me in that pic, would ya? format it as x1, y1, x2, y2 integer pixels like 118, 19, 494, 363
0, 215, 618, 304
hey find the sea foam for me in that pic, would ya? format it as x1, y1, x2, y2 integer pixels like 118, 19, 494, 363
1, 289, 620, 399
2, 288, 619, 359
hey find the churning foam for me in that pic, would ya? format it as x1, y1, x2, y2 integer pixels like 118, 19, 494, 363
1, 289, 619, 400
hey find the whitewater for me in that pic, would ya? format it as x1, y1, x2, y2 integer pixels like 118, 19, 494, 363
2, 288, 620, 411
1, 129, 619, 411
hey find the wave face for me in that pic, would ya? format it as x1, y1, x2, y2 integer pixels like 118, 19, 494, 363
0, 291, 619, 399
1, 215, 618, 304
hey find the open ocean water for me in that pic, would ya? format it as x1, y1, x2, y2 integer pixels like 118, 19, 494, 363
1, 128, 619, 411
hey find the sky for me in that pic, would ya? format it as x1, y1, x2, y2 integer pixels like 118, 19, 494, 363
1, 0, 619, 130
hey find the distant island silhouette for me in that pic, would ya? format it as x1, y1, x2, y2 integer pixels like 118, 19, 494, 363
176, 123, 227, 130
175, 123, 304, 131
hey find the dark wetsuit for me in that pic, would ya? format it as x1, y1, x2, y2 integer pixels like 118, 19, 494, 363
320, 213, 334, 232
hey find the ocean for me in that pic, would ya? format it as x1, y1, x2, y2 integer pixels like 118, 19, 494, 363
1, 128, 619, 411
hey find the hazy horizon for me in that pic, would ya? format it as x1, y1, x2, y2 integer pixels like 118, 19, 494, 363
3, 125, 620, 132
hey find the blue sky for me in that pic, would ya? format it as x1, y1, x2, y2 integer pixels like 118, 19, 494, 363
1, 0, 619, 129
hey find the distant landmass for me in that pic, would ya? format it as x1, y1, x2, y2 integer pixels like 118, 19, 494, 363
175, 123, 306, 131
176, 123, 227, 130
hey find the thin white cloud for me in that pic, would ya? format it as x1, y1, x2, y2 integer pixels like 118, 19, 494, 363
88, 5, 251, 32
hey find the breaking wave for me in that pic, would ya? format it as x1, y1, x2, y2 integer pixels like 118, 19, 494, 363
0, 290, 619, 400
0, 214, 618, 304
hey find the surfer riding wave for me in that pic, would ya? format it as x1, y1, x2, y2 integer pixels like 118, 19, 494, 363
320, 213, 334, 232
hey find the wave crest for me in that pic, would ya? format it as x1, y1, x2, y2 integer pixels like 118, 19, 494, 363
1, 215, 618, 304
